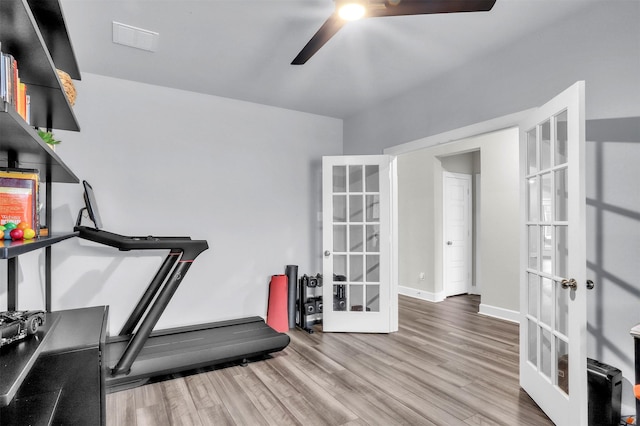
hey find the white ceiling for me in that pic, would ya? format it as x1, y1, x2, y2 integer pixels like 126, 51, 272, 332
59, 0, 596, 119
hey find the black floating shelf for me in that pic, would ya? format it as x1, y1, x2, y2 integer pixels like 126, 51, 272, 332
0, 104, 79, 183
0, 232, 78, 259
26, 0, 81, 80
0, 0, 79, 131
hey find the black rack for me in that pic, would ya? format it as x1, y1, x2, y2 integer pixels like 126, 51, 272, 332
296, 273, 323, 333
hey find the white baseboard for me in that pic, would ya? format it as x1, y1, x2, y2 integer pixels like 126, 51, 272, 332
478, 303, 520, 323
399, 286, 445, 303
399, 286, 520, 323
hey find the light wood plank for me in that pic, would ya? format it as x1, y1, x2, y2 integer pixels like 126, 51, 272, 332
160, 377, 203, 426
106, 294, 554, 426
108, 387, 137, 426
135, 404, 171, 426
205, 368, 270, 426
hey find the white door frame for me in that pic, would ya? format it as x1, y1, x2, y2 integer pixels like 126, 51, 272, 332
385, 110, 534, 307
442, 171, 472, 297
385, 109, 536, 157
473, 173, 482, 295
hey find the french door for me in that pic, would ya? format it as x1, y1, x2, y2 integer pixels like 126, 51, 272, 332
519, 81, 587, 426
322, 155, 397, 333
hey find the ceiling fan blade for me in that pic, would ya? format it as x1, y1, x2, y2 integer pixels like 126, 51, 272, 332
292, 14, 346, 65
369, 0, 497, 18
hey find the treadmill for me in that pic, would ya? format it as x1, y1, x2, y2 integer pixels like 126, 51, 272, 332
74, 181, 290, 391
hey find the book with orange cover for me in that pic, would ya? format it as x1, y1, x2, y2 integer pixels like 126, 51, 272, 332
0, 169, 39, 232
17, 80, 27, 120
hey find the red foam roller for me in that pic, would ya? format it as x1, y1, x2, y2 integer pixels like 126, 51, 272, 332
267, 274, 289, 333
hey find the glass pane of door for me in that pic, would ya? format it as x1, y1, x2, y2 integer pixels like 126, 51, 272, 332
330, 163, 381, 313
524, 109, 572, 397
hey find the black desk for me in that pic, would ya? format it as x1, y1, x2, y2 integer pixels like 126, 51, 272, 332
1, 306, 108, 425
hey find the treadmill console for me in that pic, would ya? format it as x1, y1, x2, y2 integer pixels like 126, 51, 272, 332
74, 181, 208, 258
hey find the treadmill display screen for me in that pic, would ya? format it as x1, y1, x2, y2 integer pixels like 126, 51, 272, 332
82, 180, 103, 230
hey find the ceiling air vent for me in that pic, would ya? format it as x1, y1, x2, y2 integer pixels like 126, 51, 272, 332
112, 21, 159, 52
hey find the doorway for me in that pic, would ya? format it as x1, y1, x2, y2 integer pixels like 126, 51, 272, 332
391, 126, 521, 323
440, 151, 481, 298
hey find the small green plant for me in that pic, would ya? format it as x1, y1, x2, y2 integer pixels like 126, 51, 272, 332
37, 129, 61, 147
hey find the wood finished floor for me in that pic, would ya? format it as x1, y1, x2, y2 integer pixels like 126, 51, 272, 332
106, 295, 553, 426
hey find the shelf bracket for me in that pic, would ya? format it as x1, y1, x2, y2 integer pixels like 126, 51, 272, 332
7, 258, 18, 311
45, 180, 52, 312
7, 150, 18, 168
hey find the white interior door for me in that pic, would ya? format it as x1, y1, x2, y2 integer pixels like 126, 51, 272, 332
443, 172, 472, 297
519, 81, 587, 426
322, 155, 397, 333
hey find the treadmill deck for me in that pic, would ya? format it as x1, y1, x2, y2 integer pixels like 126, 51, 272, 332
105, 316, 290, 391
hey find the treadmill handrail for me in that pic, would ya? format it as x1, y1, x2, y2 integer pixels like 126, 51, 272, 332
75, 226, 208, 260
74, 225, 210, 377
112, 259, 197, 376
118, 249, 182, 337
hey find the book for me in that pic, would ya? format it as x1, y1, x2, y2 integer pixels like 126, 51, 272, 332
0, 44, 5, 102
25, 94, 30, 125
0, 168, 40, 233
11, 56, 17, 108
0, 51, 30, 122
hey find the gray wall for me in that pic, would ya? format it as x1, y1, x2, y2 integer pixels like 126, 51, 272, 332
343, 0, 640, 155
585, 117, 640, 412
1, 73, 343, 331
351, 0, 640, 412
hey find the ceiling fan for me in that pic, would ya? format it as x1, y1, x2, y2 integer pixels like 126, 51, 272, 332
291, 0, 497, 65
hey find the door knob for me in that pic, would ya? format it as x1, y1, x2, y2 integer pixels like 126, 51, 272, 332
446, 241, 453, 246
561, 278, 578, 290
587, 280, 595, 290
324, 250, 331, 257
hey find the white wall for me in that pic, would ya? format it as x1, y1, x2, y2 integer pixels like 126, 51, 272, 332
397, 128, 519, 317
2, 73, 342, 331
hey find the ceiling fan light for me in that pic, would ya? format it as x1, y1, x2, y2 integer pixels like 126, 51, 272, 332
338, 2, 366, 21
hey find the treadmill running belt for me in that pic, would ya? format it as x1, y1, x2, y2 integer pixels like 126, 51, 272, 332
105, 317, 289, 390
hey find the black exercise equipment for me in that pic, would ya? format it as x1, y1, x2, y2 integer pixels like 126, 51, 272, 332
75, 181, 290, 390
285, 265, 298, 329
296, 273, 323, 333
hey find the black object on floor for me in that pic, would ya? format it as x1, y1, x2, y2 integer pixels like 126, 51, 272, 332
588, 357, 622, 426
285, 265, 298, 329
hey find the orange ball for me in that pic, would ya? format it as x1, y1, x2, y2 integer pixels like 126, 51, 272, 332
16, 221, 30, 230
